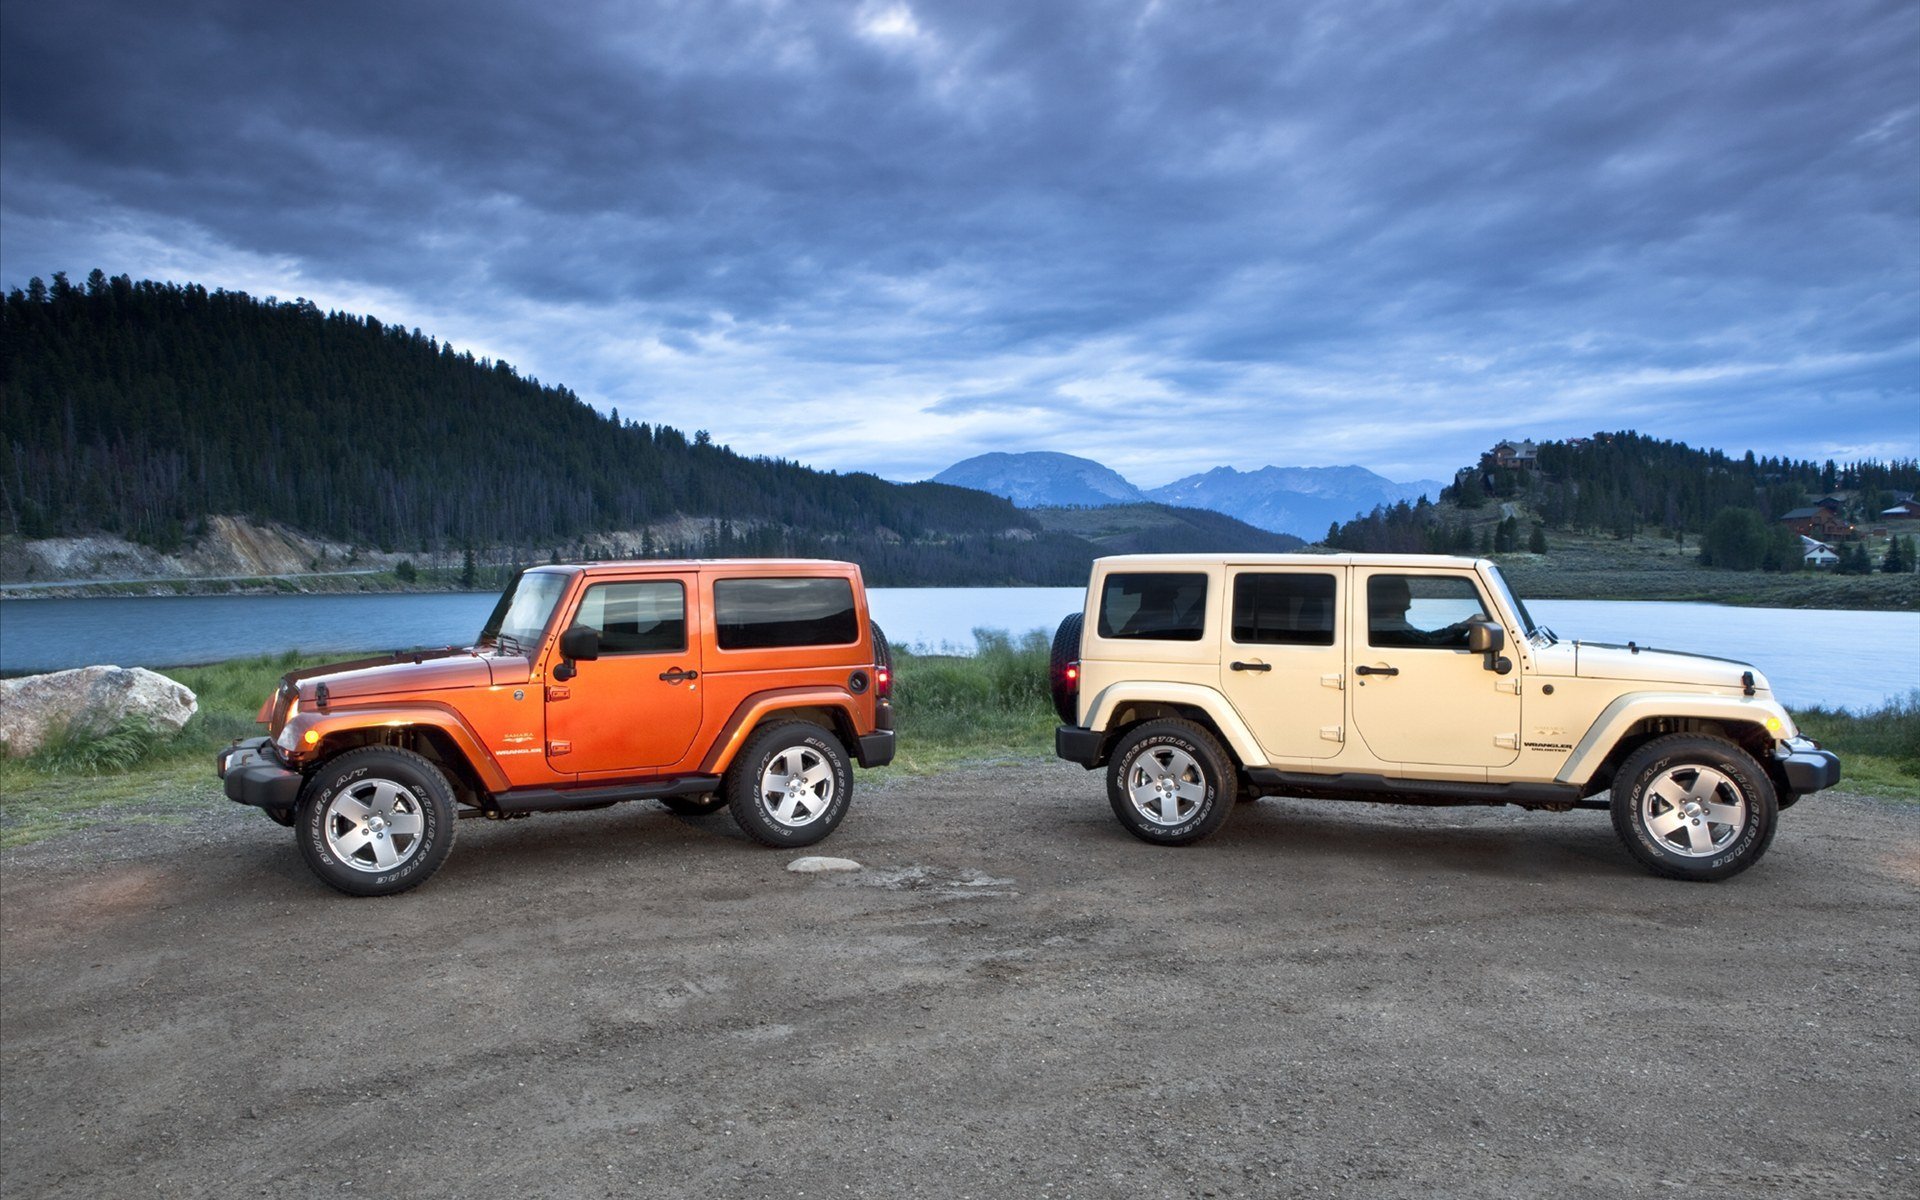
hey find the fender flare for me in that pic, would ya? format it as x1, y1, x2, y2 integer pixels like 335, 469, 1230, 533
1556, 692, 1794, 788
285, 702, 510, 793
1083, 681, 1264, 768
699, 687, 863, 775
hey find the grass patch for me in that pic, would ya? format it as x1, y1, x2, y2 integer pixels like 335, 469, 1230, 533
1791, 691, 1920, 800
0, 649, 337, 847
878, 629, 1057, 775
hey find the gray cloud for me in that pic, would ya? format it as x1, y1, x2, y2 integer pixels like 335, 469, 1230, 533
2, 0, 1914, 484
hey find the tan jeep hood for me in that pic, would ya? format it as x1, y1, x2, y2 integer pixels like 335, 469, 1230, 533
1573, 642, 1769, 693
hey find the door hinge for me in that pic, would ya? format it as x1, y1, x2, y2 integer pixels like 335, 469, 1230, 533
1320, 672, 1344, 690
548, 740, 571, 756
1494, 733, 1518, 749
1320, 725, 1344, 743
546, 686, 570, 701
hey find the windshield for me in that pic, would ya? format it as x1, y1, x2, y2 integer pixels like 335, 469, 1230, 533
479, 570, 569, 654
1483, 565, 1546, 643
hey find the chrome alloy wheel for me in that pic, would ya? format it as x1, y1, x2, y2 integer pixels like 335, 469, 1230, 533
1641, 763, 1748, 858
758, 746, 836, 828
322, 778, 426, 873
1126, 745, 1207, 827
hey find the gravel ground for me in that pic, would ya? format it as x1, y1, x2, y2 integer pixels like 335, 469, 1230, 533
3, 759, 1916, 1199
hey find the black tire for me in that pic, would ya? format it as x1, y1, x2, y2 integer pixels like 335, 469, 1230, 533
869, 621, 893, 673
725, 721, 853, 848
296, 746, 457, 897
1048, 612, 1085, 724
660, 792, 727, 816
1609, 734, 1777, 882
1106, 719, 1236, 846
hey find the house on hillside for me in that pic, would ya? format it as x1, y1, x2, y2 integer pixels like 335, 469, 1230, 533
1881, 498, 1920, 521
1779, 506, 1852, 539
1815, 495, 1848, 513
1491, 439, 1538, 469
1800, 536, 1840, 569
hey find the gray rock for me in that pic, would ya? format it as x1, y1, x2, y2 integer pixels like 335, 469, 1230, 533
0, 666, 199, 757
785, 856, 862, 874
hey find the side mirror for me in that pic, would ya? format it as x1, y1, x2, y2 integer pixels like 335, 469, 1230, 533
1467, 620, 1505, 655
558, 626, 601, 665
1468, 620, 1512, 673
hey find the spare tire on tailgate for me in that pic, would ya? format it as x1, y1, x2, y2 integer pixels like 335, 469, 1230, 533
1049, 612, 1084, 725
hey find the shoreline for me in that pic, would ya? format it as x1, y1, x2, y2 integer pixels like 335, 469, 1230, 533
4, 539, 1915, 610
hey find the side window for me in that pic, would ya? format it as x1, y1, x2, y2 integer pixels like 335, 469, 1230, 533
715, 577, 858, 650
1097, 572, 1208, 642
1366, 575, 1488, 650
1232, 572, 1336, 646
572, 581, 686, 654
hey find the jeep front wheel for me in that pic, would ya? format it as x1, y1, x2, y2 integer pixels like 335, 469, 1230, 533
1106, 719, 1236, 846
1610, 735, 1777, 882
296, 747, 456, 897
726, 721, 853, 847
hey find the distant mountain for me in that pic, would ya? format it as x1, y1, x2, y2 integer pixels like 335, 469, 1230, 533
1147, 466, 1444, 538
933, 452, 1146, 508
933, 452, 1441, 539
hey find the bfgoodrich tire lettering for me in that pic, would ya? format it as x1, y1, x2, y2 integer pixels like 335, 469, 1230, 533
1106, 719, 1236, 846
726, 721, 853, 847
1609, 734, 1777, 882
296, 746, 457, 897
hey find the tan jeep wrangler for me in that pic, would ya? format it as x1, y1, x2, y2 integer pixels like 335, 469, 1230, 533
218, 559, 894, 896
1050, 554, 1840, 881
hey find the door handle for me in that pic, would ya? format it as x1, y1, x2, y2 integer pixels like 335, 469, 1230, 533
1229, 661, 1272, 672
1354, 664, 1399, 677
659, 667, 699, 683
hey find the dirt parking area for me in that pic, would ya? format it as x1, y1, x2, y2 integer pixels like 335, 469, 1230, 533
3, 760, 1916, 1199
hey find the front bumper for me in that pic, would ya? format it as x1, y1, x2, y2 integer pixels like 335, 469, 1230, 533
216, 737, 304, 811
1776, 739, 1842, 795
1055, 725, 1105, 769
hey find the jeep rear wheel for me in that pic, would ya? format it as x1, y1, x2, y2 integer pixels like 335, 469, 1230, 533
1106, 719, 1236, 846
726, 721, 853, 847
296, 747, 456, 897
1610, 734, 1777, 882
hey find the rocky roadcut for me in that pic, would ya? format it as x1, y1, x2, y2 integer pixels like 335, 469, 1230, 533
4, 761, 1914, 1199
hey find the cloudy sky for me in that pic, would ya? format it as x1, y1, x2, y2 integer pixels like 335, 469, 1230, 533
2, 0, 1914, 485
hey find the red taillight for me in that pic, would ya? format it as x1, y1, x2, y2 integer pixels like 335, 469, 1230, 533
1063, 663, 1079, 686
876, 666, 892, 699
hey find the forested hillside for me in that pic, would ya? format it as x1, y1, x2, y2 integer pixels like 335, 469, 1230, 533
3, 272, 1273, 585
1328, 431, 1918, 557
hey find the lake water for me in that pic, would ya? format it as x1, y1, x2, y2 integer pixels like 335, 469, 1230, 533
0, 588, 1914, 712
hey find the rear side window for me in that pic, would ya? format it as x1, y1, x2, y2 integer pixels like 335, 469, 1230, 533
1232, 573, 1336, 646
573, 581, 686, 654
715, 577, 858, 650
1097, 572, 1208, 641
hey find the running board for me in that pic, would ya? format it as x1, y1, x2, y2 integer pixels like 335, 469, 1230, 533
490, 775, 723, 815
1245, 769, 1585, 810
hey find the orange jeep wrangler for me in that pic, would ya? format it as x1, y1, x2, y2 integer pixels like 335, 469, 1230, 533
216, 560, 894, 895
